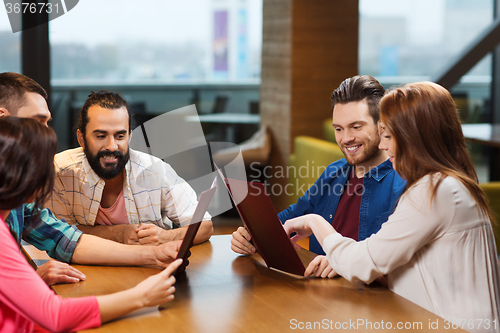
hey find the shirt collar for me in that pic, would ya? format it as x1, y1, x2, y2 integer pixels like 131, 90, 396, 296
340, 158, 395, 182
365, 158, 396, 182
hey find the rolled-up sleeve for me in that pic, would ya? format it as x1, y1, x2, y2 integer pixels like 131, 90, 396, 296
19, 204, 83, 263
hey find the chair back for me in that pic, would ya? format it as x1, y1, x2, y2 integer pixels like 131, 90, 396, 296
212, 96, 229, 113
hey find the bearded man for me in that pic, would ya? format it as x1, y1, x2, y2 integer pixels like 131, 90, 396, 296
231, 75, 406, 278
47, 90, 212, 246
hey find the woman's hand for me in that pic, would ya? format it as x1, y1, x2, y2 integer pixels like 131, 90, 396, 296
283, 219, 313, 250
283, 214, 337, 249
133, 258, 183, 307
97, 258, 184, 324
305, 255, 338, 278
36, 260, 86, 286
231, 227, 255, 255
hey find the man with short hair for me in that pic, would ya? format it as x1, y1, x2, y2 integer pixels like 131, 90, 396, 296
47, 90, 213, 245
0, 72, 181, 286
231, 75, 406, 278
0, 72, 51, 125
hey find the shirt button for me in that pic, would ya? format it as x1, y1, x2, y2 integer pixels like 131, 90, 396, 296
329, 214, 333, 219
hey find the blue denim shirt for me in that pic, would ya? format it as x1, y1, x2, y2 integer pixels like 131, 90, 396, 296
278, 158, 406, 255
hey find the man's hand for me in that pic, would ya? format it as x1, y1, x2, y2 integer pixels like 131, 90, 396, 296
36, 260, 86, 286
77, 224, 140, 245
153, 240, 183, 268
121, 224, 141, 244
230, 227, 255, 255
136, 223, 173, 246
304, 255, 338, 278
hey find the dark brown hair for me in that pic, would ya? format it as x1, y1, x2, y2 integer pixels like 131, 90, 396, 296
0, 117, 57, 212
380, 81, 494, 223
331, 75, 385, 124
0, 72, 48, 114
78, 90, 132, 136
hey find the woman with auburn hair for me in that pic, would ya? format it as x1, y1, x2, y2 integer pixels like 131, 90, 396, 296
0, 117, 182, 333
283, 82, 500, 331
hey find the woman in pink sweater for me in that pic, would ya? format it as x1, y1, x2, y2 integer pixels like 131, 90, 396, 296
0, 117, 182, 333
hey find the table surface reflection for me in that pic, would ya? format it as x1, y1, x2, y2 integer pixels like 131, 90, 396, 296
50, 235, 462, 333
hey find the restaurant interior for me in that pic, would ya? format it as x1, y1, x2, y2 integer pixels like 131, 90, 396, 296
2, 1, 500, 331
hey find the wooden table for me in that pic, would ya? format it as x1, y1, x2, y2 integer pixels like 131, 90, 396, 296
44, 235, 463, 332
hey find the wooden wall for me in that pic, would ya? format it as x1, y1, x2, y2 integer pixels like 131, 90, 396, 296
260, 0, 358, 211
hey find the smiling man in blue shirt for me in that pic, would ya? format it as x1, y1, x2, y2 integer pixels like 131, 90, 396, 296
231, 75, 406, 278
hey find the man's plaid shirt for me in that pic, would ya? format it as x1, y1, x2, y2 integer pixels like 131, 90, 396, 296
46, 148, 210, 229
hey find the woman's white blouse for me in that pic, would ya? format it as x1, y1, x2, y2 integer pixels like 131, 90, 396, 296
323, 175, 500, 332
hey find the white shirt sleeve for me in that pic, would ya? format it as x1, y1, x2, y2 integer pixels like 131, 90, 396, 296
323, 175, 455, 284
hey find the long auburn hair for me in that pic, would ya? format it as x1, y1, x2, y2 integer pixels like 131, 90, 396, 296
380, 81, 494, 223
0, 117, 57, 217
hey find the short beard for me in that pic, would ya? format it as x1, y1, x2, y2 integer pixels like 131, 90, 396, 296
84, 141, 130, 180
343, 138, 380, 167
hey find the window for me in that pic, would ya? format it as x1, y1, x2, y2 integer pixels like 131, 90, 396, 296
359, 0, 494, 181
0, 5, 20, 73
48, 0, 263, 150
49, 0, 262, 82
359, 0, 493, 80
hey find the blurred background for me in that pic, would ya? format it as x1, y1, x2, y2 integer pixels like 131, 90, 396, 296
0, 0, 497, 197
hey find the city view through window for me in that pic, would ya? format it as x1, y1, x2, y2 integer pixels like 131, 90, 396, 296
48, 0, 262, 83
360, 0, 493, 80
0, 1, 493, 84
0, 0, 496, 179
